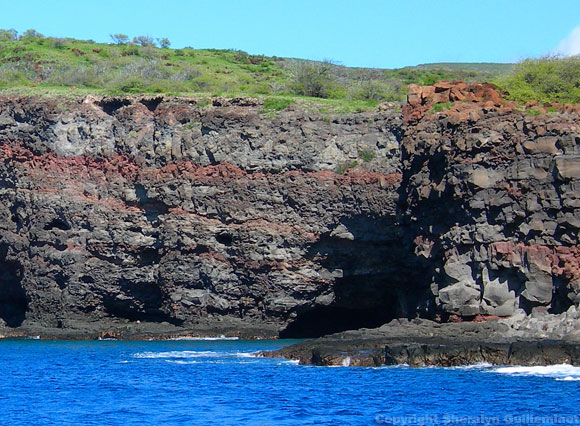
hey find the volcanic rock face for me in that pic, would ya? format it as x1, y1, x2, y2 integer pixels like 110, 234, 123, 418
0, 86, 579, 339
402, 99, 580, 320
0, 95, 412, 337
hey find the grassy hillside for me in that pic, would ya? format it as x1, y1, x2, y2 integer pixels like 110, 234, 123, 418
412, 62, 515, 75
1, 30, 577, 107
0, 31, 506, 104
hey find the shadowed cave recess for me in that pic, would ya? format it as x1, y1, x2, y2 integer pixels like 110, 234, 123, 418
280, 217, 430, 338
0, 244, 27, 328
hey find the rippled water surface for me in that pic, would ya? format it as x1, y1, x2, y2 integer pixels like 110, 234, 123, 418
0, 339, 579, 425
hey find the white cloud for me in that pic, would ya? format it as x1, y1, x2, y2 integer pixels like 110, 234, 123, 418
555, 26, 580, 56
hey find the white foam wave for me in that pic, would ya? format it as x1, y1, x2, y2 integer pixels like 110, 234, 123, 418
133, 350, 258, 360
493, 364, 580, 380
451, 362, 493, 370
168, 335, 239, 341
236, 352, 259, 358
557, 376, 580, 381
133, 350, 219, 359
165, 360, 199, 365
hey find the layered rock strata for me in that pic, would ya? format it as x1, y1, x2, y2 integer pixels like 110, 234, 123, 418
0, 95, 411, 338
0, 83, 579, 342
402, 89, 580, 320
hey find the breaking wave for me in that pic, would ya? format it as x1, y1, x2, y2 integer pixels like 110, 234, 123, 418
132, 350, 257, 360
168, 336, 239, 341
492, 364, 580, 380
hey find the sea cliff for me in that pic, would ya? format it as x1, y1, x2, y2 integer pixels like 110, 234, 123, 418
0, 84, 579, 354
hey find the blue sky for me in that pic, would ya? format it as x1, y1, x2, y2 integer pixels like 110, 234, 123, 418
1, 0, 579, 68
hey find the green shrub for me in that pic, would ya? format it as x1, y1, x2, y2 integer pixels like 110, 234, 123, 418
499, 56, 580, 104
348, 79, 406, 102
157, 38, 171, 48
44, 65, 103, 87
0, 68, 29, 86
133, 35, 155, 47
110, 34, 129, 45
526, 107, 542, 116
122, 44, 140, 56
50, 38, 67, 49
250, 84, 272, 95
358, 148, 376, 162
20, 29, 43, 40
336, 161, 359, 175
114, 77, 145, 93
263, 98, 293, 111
0, 29, 18, 41
429, 102, 453, 113
289, 60, 335, 98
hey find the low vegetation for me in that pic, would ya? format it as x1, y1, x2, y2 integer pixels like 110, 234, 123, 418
429, 101, 453, 113
0, 29, 506, 106
1, 30, 579, 109
499, 55, 580, 105
262, 97, 293, 111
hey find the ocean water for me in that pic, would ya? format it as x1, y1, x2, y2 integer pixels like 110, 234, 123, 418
0, 339, 579, 425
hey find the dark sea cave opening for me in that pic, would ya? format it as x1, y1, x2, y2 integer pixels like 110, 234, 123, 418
0, 259, 28, 328
277, 216, 431, 339
279, 305, 398, 339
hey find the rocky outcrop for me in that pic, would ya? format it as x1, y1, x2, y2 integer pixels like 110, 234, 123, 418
401, 87, 580, 321
0, 95, 413, 338
404, 81, 504, 122
0, 85, 579, 341
268, 337, 580, 368
264, 312, 580, 367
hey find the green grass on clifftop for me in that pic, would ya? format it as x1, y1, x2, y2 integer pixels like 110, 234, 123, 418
2, 31, 577, 108
0, 31, 509, 106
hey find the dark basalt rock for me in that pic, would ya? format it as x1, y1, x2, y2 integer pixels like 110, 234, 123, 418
0, 95, 410, 338
264, 320, 580, 367
0, 90, 578, 344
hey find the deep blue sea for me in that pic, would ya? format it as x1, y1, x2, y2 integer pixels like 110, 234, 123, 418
0, 339, 579, 425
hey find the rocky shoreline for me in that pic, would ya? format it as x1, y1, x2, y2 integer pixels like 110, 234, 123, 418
263, 310, 580, 367
0, 317, 279, 340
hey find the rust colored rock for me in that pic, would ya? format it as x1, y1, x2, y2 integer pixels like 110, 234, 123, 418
482, 101, 497, 110
473, 314, 505, 322
433, 90, 450, 104
484, 87, 502, 105
449, 87, 466, 101
406, 81, 504, 119
434, 81, 454, 92
447, 110, 471, 125
407, 84, 423, 107
402, 104, 429, 122
526, 100, 539, 108
421, 85, 436, 104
